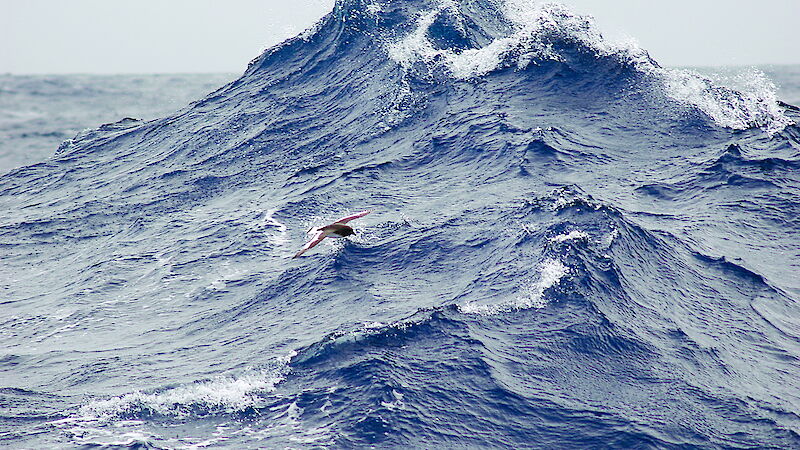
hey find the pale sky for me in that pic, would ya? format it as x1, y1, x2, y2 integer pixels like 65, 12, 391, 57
1, 0, 798, 74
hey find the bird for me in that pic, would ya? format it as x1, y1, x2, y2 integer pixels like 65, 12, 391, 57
293, 210, 371, 258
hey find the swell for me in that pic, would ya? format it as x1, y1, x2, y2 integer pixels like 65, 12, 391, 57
1, 0, 800, 448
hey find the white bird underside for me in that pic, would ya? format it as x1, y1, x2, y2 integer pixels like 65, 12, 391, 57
293, 210, 371, 258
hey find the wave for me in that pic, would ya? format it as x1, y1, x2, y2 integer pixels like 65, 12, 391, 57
382, 0, 792, 133
2, 0, 800, 448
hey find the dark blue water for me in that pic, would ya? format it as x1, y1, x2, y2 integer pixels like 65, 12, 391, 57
2, 0, 799, 448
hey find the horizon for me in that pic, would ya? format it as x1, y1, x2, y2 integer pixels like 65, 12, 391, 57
3, 62, 800, 77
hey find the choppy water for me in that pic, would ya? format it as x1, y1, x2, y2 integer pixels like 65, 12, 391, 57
2, 0, 799, 448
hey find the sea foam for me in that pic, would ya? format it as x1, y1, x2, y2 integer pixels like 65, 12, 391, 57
387, 0, 792, 133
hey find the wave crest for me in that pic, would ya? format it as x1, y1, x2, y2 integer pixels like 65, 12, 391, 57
382, 0, 792, 133
79, 366, 287, 419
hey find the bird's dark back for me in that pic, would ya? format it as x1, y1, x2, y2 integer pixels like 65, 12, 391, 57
323, 223, 354, 236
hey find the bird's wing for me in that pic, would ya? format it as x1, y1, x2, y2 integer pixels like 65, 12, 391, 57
334, 210, 371, 224
293, 230, 327, 258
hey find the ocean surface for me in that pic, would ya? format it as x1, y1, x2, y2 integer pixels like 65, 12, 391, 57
2, 0, 800, 448
0, 73, 237, 175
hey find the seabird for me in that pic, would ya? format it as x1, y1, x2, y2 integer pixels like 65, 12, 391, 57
293, 210, 371, 258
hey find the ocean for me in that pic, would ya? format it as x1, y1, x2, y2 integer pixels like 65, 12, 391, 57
2, 0, 799, 448
0, 73, 237, 175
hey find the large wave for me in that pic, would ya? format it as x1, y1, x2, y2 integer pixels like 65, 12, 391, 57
2, 0, 799, 448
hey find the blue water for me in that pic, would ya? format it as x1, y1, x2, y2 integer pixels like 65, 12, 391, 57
2, 1, 800, 448
0, 73, 237, 174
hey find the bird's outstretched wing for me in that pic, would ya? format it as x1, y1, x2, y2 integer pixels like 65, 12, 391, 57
334, 210, 371, 224
293, 230, 327, 258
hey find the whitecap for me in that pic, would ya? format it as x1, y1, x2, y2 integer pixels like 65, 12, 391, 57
386, 0, 792, 133
79, 368, 285, 419
460, 258, 568, 314
550, 230, 589, 243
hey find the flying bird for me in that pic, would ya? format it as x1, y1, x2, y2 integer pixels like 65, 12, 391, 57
293, 210, 371, 258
